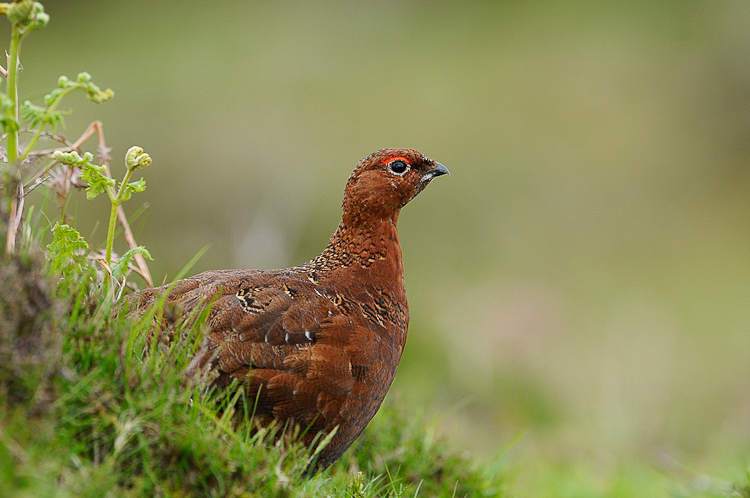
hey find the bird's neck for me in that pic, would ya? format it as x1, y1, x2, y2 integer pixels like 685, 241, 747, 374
308, 214, 404, 277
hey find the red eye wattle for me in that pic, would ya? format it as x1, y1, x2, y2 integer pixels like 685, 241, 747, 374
384, 156, 410, 166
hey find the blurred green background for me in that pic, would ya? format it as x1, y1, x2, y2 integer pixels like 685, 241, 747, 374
14, 0, 750, 494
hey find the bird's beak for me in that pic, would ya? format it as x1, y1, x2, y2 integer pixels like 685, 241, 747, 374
423, 162, 450, 181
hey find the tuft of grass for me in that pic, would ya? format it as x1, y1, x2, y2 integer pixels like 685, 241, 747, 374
326, 400, 512, 498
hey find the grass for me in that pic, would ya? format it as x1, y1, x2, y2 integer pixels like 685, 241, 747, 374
0, 246, 511, 497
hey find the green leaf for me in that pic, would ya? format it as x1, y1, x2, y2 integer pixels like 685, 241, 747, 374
41, 72, 112, 111
14, 2, 48, 32
53, 150, 115, 199
119, 178, 146, 202
77, 72, 114, 104
46, 222, 89, 281
52, 150, 92, 168
0, 115, 19, 133
7, 0, 33, 23
111, 246, 152, 280
0, 94, 18, 132
21, 100, 67, 130
20, 100, 45, 125
124, 146, 151, 171
81, 162, 115, 200
43, 87, 63, 107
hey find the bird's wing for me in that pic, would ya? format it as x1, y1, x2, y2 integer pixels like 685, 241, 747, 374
139, 269, 377, 434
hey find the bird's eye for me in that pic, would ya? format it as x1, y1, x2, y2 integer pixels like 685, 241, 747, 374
387, 160, 410, 176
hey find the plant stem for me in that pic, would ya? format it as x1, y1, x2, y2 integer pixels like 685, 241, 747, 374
104, 167, 133, 266
105, 199, 118, 268
4, 22, 22, 254
5, 23, 21, 165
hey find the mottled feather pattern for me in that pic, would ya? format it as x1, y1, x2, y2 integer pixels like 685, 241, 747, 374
135, 148, 448, 471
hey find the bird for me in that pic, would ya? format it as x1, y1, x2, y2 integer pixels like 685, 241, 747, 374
134, 148, 449, 471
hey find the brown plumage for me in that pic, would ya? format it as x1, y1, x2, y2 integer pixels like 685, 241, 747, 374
135, 148, 449, 471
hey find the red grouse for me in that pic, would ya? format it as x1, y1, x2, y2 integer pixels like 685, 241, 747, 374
136, 148, 449, 471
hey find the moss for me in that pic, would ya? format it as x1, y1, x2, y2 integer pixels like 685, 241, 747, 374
0, 251, 63, 415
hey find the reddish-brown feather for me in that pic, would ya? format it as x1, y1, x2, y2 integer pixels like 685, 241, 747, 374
135, 148, 448, 471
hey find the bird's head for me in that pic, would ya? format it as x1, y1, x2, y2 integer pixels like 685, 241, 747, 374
341, 148, 449, 225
